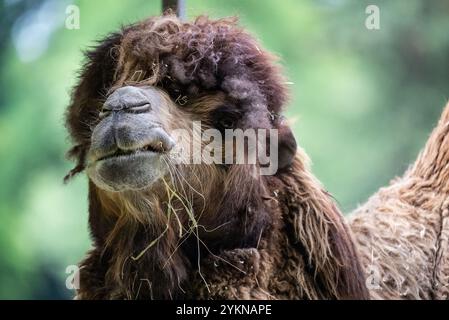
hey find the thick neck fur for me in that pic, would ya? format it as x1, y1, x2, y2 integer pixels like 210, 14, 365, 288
84, 153, 369, 299
274, 151, 369, 299
90, 185, 189, 299
87, 164, 272, 299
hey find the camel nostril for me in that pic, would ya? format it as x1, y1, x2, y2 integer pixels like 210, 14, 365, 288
127, 103, 151, 114
103, 86, 156, 113
100, 102, 151, 116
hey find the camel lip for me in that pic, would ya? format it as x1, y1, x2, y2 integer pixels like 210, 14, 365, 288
96, 148, 160, 164
95, 144, 162, 163
87, 150, 166, 192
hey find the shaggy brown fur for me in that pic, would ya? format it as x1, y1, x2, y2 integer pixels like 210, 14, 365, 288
350, 102, 449, 299
65, 13, 369, 300
191, 149, 368, 299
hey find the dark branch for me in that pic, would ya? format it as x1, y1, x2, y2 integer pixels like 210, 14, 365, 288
162, 0, 186, 20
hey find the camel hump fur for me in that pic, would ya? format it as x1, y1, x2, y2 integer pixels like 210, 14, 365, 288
410, 101, 449, 188
350, 101, 449, 300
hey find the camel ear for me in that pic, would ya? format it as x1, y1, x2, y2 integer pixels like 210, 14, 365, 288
276, 117, 297, 170
64, 144, 87, 183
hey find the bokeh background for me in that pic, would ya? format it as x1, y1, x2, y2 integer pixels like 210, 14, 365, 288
1, 0, 448, 299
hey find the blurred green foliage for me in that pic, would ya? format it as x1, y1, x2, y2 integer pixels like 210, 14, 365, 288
0, 0, 448, 299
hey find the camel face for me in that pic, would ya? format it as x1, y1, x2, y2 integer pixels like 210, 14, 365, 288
87, 86, 175, 191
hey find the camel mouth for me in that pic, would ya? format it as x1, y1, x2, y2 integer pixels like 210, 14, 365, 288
97, 144, 162, 163
87, 147, 167, 192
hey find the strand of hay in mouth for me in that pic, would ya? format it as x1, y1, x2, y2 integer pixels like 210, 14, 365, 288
167, 202, 184, 238
161, 170, 247, 275
130, 222, 170, 261
130, 177, 199, 261
162, 177, 211, 292
162, 157, 208, 217
163, 173, 187, 238
162, 177, 199, 230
